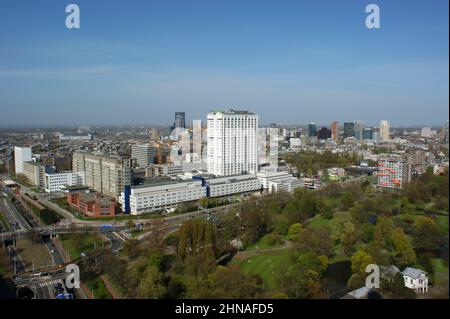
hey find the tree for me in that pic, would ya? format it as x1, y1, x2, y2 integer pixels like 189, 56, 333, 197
295, 226, 333, 257
272, 292, 289, 299
383, 273, 416, 299
137, 265, 165, 298
351, 250, 374, 275
350, 203, 369, 225
341, 222, 357, 256
297, 252, 327, 280
373, 216, 395, 249
359, 223, 375, 243
193, 266, 259, 298
347, 273, 365, 290
391, 228, 416, 268
122, 238, 142, 259
341, 192, 355, 210
413, 216, 442, 251
273, 214, 289, 235
177, 219, 218, 259
317, 199, 333, 219
125, 256, 149, 297
277, 264, 309, 299
199, 197, 209, 209
287, 223, 302, 241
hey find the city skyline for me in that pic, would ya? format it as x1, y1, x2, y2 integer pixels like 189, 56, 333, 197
0, 0, 448, 127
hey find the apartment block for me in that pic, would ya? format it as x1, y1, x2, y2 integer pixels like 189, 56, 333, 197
377, 159, 411, 190
72, 151, 131, 199
14, 146, 32, 175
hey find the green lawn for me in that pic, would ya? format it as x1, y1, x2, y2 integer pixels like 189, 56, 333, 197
435, 215, 449, 233
307, 214, 331, 228
432, 258, 449, 287
60, 233, 104, 259
0, 212, 11, 231
231, 251, 290, 290
329, 254, 350, 264
0, 248, 11, 275
245, 234, 285, 251
85, 276, 113, 299
322, 196, 342, 208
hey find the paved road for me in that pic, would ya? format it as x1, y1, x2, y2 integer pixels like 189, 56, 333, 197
0, 193, 31, 230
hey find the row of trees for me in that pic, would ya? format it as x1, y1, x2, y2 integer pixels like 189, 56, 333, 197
285, 150, 361, 177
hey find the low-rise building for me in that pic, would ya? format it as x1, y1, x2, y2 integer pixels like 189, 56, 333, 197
145, 163, 183, 177
257, 170, 302, 193
198, 174, 261, 198
267, 178, 303, 193
44, 171, 85, 193
327, 167, 346, 180
257, 170, 297, 189
119, 178, 205, 215
23, 161, 48, 188
67, 192, 116, 217
402, 267, 428, 294
59, 133, 93, 141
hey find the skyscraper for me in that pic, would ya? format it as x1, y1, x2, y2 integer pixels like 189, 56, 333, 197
131, 144, 156, 168
421, 127, 431, 138
445, 120, 449, 143
207, 109, 258, 176
331, 121, 339, 141
14, 146, 32, 175
354, 121, 363, 140
379, 120, 390, 142
308, 123, 317, 137
192, 119, 202, 162
318, 127, 332, 140
362, 128, 374, 140
174, 112, 186, 129
343, 122, 355, 138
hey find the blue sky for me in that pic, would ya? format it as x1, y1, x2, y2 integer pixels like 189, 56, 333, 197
0, 0, 448, 127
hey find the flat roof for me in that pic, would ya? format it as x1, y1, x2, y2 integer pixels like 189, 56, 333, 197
135, 177, 180, 188
209, 109, 255, 115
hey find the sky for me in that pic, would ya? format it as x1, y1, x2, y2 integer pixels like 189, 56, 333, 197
0, 0, 448, 127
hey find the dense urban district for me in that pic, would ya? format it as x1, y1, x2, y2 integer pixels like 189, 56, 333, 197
0, 110, 448, 299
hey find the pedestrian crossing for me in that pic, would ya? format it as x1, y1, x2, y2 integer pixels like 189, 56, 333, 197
32, 279, 63, 289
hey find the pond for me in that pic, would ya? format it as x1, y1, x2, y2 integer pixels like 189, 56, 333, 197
325, 260, 352, 299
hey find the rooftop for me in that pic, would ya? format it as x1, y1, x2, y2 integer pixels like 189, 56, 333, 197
209, 109, 255, 115
402, 267, 427, 279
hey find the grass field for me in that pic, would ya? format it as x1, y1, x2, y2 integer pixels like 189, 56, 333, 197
60, 233, 104, 259
85, 276, 113, 299
329, 254, 350, 264
435, 215, 449, 233
245, 234, 286, 251
0, 212, 11, 231
432, 258, 449, 287
231, 251, 291, 291
0, 248, 11, 275
15, 238, 53, 270
307, 214, 331, 228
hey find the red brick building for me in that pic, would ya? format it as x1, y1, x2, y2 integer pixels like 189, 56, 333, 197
67, 192, 117, 217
